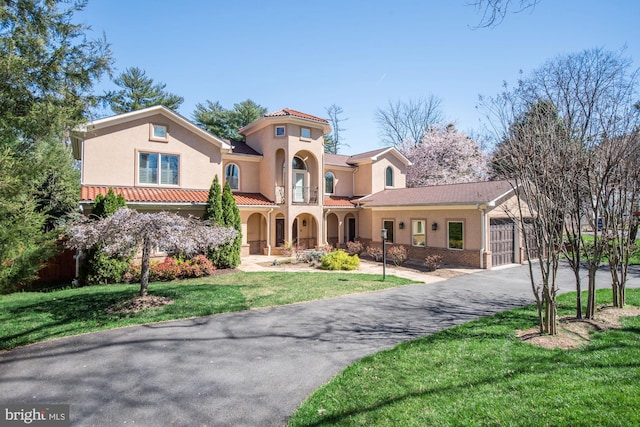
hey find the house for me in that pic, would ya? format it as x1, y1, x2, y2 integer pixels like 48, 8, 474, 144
71, 105, 530, 269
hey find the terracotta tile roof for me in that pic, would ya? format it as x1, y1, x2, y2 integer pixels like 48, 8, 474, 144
358, 180, 515, 207
323, 196, 357, 207
264, 108, 329, 124
81, 186, 275, 206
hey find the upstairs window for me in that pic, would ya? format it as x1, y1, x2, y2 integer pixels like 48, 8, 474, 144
325, 172, 335, 194
275, 126, 286, 137
301, 127, 311, 139
139, 152, 179, 186
225, 163, 239, 190
385, 166, 394, 187
150, 124, 168, 142
292, 156, 306, 170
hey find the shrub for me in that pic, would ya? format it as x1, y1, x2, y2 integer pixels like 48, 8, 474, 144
425, 254, 443, 272
321, 250, 360, 271
124, 255, 216, 283
297, 249, 326, 268
366, 246, 383, 262
387, 245, 408, 266
346, 240, 364, 256
81, 248, 132, 285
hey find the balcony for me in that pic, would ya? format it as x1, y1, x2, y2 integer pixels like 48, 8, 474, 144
275, 185, 318, 205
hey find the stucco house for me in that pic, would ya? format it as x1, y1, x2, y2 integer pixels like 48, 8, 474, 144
71, 105, 530, 269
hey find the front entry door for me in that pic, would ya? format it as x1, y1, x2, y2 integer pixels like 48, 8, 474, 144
347, 217, 356, 242
276, 218, 285, 247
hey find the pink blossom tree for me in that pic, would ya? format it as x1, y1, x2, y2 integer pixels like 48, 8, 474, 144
67, 208, 237, 296
399, 124, 488, 187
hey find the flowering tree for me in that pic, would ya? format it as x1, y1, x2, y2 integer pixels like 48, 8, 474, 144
399, 124, 488, 187
67, 208, 236, 296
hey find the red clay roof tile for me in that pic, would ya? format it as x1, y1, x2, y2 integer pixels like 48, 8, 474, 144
264, 108, 329, 124
81, 186, 275, 206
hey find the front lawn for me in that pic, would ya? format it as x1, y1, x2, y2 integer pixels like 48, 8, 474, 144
288, 288, 640, 426
0, 271, 414, 350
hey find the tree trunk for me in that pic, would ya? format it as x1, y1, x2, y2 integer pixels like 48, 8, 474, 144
139, 237, 152, 297
573, 267, 582, 319
586, 267, 597, 319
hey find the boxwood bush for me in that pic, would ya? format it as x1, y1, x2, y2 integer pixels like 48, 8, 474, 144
320, 249, 360, 271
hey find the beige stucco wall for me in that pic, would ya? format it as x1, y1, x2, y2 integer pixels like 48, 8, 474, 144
366, 207, 483, 250
323, 166, 355, 197
81, 114, 222, 189
223, 158, 262, 193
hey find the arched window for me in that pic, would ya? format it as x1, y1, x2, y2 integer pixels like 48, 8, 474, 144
225, 163, 239, 190
385, 166, 394, 187
325, 172, 335, 194
292, 156, 306, 170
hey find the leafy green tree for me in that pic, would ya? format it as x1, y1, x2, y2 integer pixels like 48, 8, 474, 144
92, 189, 126, 218
219, 183, 242, 268
0, 0, 112, 150
0, 149, 56, 293
203, 176, 223, 224
193, 99, 266, 140
105, 67, 183, 114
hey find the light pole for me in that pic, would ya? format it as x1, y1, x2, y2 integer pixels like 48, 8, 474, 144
381, 228, 387, 281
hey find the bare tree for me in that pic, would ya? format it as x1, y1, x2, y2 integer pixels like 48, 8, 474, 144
67, 209, 236, 297
375, 96, 443, 147
324, 104, 348, 154
484, 47, 640, 328
468, 0, 540, 28
399, 124, 487, 187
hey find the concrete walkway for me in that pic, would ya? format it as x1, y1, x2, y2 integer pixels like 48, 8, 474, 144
1, 262, 638, 426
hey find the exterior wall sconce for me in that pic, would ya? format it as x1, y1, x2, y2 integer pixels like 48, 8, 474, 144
399, 222, 405, 229
302, 219, 307, 227
432, 222, 438, 231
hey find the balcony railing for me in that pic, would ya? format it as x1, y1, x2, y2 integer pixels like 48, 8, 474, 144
274, 185, 318, 205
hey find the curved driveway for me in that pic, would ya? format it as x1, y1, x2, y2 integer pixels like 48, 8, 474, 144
1, 264, 638, 426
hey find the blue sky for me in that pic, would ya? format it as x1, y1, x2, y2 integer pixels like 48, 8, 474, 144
79, 1, 639, 155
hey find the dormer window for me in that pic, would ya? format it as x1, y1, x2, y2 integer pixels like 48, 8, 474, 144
275, 126, 286, 137
301, 127, 311, 139
385, 166, 394, 187
150, 124, 168, 142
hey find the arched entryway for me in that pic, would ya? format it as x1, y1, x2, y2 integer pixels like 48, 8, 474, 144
326, 213, 339, 247
294, 213, 318, 250
246, 213, 267, 255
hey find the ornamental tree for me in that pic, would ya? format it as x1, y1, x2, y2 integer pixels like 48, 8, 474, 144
67, 208, 236, 296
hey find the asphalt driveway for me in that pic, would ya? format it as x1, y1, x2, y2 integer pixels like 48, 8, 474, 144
1, 264, 638, 426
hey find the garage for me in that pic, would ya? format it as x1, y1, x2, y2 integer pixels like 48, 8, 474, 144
490, 219, 515, 266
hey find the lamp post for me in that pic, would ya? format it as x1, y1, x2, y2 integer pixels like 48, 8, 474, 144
381, 228, 387, 281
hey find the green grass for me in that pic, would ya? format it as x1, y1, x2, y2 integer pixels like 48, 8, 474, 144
288, 288, 640, 427
577, 235, 640, 264
0, 271, 413, 350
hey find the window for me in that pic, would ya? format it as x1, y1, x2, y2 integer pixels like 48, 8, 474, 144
383, 220, 394, 243
412, 220, 426, 247
275, 126, 286, 137
292, 156, 306, 170
150, 124, 168, 141
301, 127, 311, 139
448, 221, 464, 250
225, 163, 239, 190
325, 172, 335, 194
385, 166, 394, 187
139, 152, 179, 185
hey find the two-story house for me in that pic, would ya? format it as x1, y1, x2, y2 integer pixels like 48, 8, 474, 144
72, 105, 531, 269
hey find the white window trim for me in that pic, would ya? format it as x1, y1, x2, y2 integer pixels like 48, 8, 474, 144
411, 219, 426, 247
275, 125, 286, 137
325, 171, 335, 195
385, 166, 394, 188
137, 151, 180, 187
150, 123, 169, 142
300, 127, 311, 140
225, 163, 240, 191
